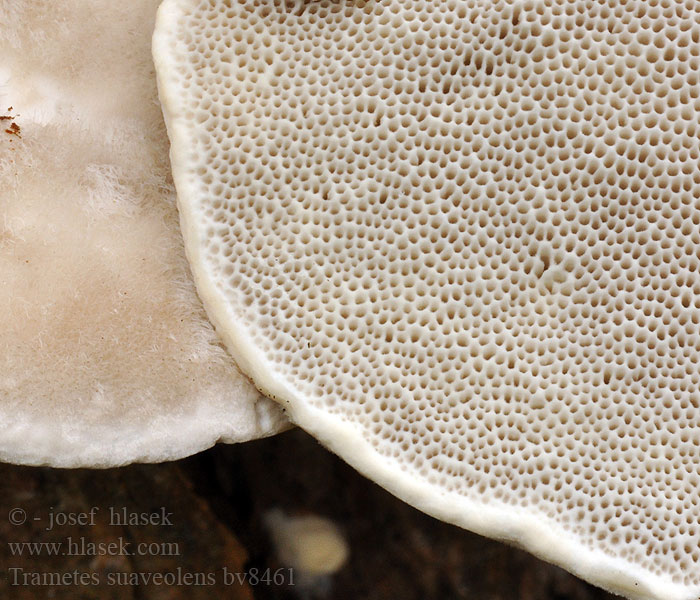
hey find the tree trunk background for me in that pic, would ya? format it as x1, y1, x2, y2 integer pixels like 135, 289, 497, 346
0, 429, 617, 600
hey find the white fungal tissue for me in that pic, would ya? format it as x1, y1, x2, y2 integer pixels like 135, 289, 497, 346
153, 1, 700, 598
0, 0, 288, 467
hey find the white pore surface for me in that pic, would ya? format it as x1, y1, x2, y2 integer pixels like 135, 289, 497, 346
154, 0, 700, 597
0, 0, 288, 467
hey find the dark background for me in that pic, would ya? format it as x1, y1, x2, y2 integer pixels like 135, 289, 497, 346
0, 428, 617, 599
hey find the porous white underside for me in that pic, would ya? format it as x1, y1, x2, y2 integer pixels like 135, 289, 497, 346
0, 0, 288, 467
154, 0, 700, 597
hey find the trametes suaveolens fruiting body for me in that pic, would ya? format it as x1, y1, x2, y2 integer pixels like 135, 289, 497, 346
153, 0, 700, 597
0, 0, 287, 467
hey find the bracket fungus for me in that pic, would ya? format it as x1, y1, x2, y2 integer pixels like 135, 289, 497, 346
0, 0, 288, 467
154, 0, 700, 597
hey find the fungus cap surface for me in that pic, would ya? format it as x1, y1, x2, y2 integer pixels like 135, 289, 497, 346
0, 0, 288, 467
154, 0, 700, 597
